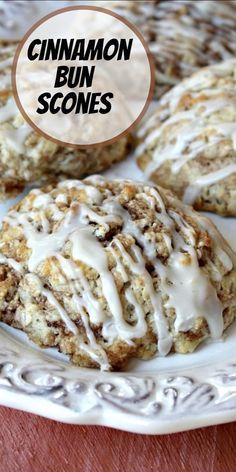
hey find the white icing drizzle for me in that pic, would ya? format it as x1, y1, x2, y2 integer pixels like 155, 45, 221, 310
136, 59, 236, 204
105, 0, 236, 96
184, 164, 236, 204
114, 238, 172, 354
117, 196, 223, 341
0, 254, 23, 273
53, 258, 110, 370
42, 282, 78, 336
174, 199, 235, 272
1, 178, 233, 368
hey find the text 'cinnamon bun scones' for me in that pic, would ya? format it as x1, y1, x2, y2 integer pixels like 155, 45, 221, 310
0, 1, 132, 201
136, 59, 236, 216
0, 177, 235, 370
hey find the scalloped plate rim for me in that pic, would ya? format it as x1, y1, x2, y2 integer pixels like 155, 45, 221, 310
0, 325, 236, 434
0, 157, 236, 434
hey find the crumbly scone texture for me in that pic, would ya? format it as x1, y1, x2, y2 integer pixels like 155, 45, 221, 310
104, 0, 236, 98
0, 177, 235, 370
137, 59, 236, 216
0, 40, 17, 92
0, 91, 132, 200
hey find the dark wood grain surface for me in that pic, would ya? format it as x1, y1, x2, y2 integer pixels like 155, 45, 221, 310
0, 407, 235, 471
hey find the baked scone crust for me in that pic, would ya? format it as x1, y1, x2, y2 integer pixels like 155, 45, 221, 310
0, 92, 132, 200
136, 59, 236, 216
0, 40, 17, 93
0, 177, 235, 370
105, 0, 236, 98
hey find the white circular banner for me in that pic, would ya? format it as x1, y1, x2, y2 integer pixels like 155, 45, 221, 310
13, 6, 154, 147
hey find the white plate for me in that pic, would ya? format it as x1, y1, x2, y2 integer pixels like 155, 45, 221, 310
0, 156, 236, 435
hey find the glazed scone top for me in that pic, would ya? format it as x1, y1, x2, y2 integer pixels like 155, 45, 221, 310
0, 177, 234, 369
136, 59, 236, 202
105, 0, 236, 94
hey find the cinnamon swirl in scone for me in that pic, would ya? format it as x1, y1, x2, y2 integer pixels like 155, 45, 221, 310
0, 92, 131, 200
105, 0, 236, 98
0, 177, 235, 370
136, 59, 236, 216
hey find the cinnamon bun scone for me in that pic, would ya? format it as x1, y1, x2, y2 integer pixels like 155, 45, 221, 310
0, 177, 235, 370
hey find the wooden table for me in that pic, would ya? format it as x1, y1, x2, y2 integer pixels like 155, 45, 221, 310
0, 407, 235, 471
